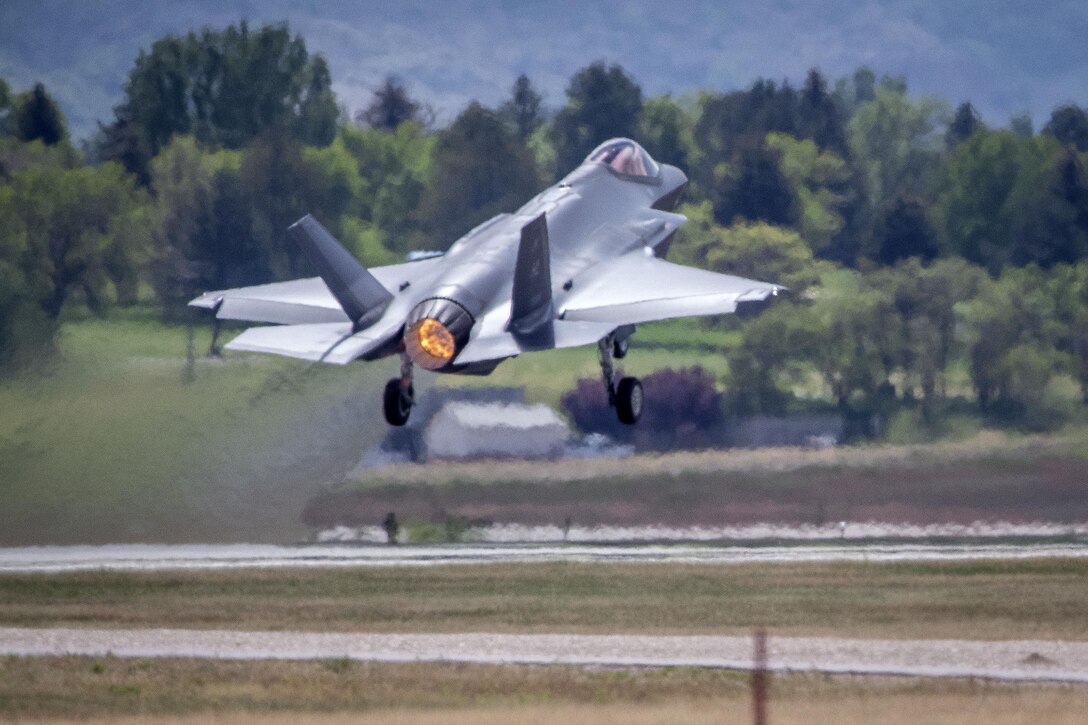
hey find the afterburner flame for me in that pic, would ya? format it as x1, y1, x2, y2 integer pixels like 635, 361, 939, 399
407, 318, 456, 369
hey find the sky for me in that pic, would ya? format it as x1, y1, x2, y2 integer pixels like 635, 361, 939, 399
2, 0, 1086, 139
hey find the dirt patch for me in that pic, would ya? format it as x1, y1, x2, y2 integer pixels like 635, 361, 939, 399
304, 454, 1088, 529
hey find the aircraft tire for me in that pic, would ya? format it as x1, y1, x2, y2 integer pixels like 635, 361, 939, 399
613, 337, 629, 359
383, 378, 413, 426
615, 376, 643, 425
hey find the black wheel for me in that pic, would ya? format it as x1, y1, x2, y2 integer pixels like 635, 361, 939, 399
613, 337, 629, 359
615, 376, 643, 425
383, 378, 413, 426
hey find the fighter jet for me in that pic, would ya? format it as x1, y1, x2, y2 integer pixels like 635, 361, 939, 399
190, 138, 783, 426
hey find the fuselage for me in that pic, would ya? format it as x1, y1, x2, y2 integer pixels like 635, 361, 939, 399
400, 139, 688, 372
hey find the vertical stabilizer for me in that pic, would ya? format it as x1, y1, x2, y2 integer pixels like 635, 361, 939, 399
287, 215, 393, 330
508, 213, 554, 338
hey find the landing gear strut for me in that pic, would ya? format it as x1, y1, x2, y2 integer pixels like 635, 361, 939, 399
383, 354, 415, 426
598, 334, 642, 425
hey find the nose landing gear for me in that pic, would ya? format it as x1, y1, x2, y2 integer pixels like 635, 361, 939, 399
598, 334, 642, 425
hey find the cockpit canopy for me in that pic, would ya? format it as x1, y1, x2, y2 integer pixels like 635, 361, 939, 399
586, 138, 660, 179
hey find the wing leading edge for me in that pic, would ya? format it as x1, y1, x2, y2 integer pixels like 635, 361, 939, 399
559, 248, 783, 324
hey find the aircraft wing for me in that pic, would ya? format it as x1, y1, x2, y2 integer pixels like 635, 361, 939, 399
557, 248, 784, 325
454, 248, 783, 366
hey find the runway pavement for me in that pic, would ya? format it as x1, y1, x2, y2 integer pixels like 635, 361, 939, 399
1, 540, 1087, 573
2, 628, 1087, 683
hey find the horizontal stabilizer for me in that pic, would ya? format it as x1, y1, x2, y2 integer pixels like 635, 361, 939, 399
226, 317, 403, 365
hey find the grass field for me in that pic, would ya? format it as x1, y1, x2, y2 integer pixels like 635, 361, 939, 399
2, 559, 1086, 640
0, 313, 396, 544
3, 312, 1087, 545
308, 427, 1088, 530
0, 315, 738, 545
3, 657, 1087, 723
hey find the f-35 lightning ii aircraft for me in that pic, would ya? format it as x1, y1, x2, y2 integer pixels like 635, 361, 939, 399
190, 138, 783, 426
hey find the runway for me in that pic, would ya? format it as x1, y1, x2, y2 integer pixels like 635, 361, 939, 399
3, 628, 1088, 684
2, 540, 1087, 573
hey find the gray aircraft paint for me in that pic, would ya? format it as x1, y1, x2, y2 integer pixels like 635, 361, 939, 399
190, 139, 783, 416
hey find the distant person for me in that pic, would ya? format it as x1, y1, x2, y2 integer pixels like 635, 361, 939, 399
382, 512, 399, 545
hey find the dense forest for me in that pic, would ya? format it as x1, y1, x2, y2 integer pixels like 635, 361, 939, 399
2, 21, 1088, 436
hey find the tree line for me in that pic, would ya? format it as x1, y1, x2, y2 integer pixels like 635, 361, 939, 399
2, 20, 1088, 432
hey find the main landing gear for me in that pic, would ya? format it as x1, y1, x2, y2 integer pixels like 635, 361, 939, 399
383, 354, 415, 426
598, 333, 642, 425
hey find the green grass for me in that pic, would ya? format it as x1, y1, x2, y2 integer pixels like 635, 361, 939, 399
0, 314, 744, 543
2, 559, 1086, 640
0, 312, 392, 544
322, 427, 1088, 530
4, 657, 1087, 723
3, 313, 1086, 544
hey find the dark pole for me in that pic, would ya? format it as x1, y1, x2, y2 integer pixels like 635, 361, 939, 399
752, 627, 768, 725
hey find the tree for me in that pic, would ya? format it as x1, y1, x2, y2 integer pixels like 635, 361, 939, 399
0, 162, 146, 322
638, 95, 693, 171
692, 75, 858, 252
848, 84, 946, 217
798, 69, 848, 156
867, 259, 984, 419
419, 102, 539, 245
358, 76, 424, 130
1010, 112, 1034, 138
726, 143, 797, 226
1007, 146, 1088, 268
500, 74, 544, 142
938, 131, 1088, 271
833, 66, 876, 120
12, 83, 67, 145
874, 195, 939, 264
552, 62, 642, 175
945, 102, 983, 150
804, 270, 888, 430
100, 22, 337, 180
1046, 261, 1088, 404
730, 268, 889, 436
340, 122, 434, 257
670, 202, 822, 294
727, 300, 821, 414
961, 266, 1067, 416
934, 130, 1031, 271
765, 132, 851, 256
1043, 105, 1088, 152
146, 136, 242, 312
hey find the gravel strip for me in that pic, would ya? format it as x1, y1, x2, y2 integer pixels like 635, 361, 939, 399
4, 541, 1088, 572
2, 628, 1087, 683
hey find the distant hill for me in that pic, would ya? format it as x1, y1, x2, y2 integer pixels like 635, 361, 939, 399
2, 0, 1086, 139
